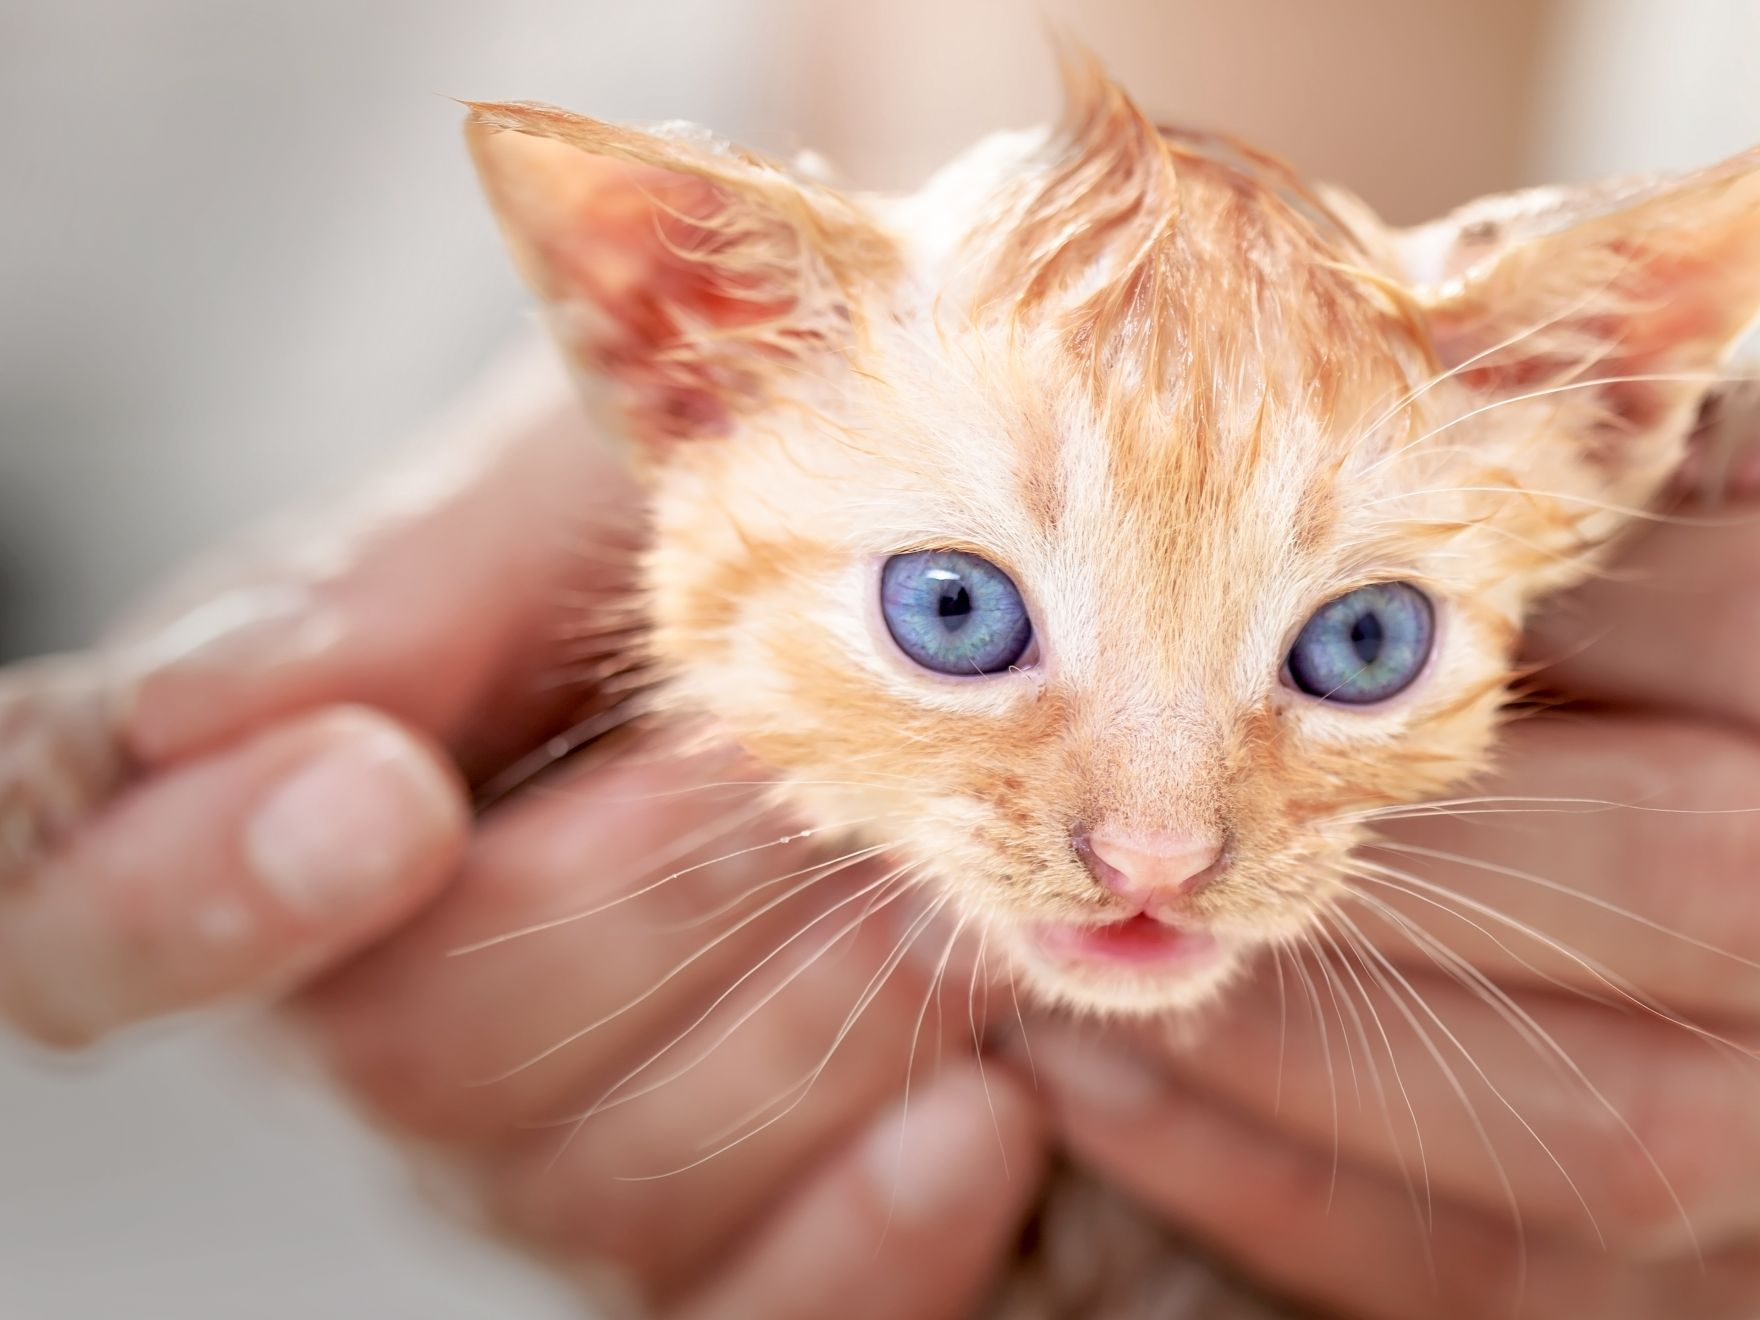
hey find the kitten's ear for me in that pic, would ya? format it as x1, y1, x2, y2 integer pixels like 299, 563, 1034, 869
1400, 150, 1760, 477
466, 103, 897, 453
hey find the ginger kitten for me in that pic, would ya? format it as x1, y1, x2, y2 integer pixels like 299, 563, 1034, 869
468, 50, 1760, 1316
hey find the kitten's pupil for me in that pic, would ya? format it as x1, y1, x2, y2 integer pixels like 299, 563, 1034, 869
1349, 612, 1383, 664
938, 584, 973, 631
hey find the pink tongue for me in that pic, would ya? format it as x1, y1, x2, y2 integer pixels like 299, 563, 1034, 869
1035, 914, 1220, 968
1092, 914, 1186, 954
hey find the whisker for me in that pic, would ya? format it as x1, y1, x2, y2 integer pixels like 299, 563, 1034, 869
1367, 840, 1760, 972
645, 893, 953, 1171
1006, 958, 1038, 1091
1348, 859, 1760, 1064
1351, 281, 1618, 468
569, 773, 925, 804
473, 697, 656, 807
1342, 878, 1704, 1262
450, 798, 770, 955
450, 818, 877, 955
884, 913, 971, 1238
1317, 914, 1437, 1239
1367, 477, 1760, 528
969, 920, 1010, 1180
563, 865, 918, 1126
475, 843, 893, 1083
1330, 911, 1533, 1312
1310, 930, 1365, 1110
1347, 885, 1586, 1094
1288, 937, 1343, 1204
1337, 913, 1621, 1251
1334, 793, 1691, 824
1346, 859, 1628, 1015
1272, 945, 1290, 1115
1353, 800, 1760, 823
654, 842, 891, 931
1363, 369, 1760, 493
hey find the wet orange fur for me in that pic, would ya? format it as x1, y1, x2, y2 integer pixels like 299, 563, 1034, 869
468, 58, 1760, 1016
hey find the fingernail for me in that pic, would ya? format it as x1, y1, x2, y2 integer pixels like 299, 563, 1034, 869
244, 720, 460, 918
1033, 1030, 1168, 1116
858, 1072, 1000, 1225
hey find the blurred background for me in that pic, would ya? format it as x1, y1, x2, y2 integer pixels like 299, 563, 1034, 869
1, 1, 1755, 1315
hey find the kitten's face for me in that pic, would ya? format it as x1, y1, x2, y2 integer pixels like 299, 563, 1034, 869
640, 210, 1520, 1014
471, 67, 1760, 1014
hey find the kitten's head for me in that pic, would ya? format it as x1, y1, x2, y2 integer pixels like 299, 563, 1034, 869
469, 57, 1760, 1014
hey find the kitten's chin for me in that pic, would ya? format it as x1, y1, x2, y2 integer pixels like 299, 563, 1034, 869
1006, 915, 1243, 1015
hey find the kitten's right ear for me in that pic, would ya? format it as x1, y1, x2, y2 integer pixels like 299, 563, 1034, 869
466, 103, 897, 457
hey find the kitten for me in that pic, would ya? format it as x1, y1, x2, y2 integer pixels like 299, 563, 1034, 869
468, 50, 1760, 1317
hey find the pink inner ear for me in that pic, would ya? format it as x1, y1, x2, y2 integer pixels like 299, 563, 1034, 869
478, 129, 797, 440
1435, 313, 1675, 436
548, 167, 790, 337
1433, 234, 1756, 442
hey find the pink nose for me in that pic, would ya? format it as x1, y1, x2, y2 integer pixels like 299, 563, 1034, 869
1075, 828, 1227, 903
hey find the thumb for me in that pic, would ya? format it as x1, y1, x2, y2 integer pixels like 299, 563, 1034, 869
0, 705, 467, 1046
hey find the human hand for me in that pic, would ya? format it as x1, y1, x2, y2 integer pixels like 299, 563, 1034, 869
0, 347, 1044, 1315
1027, 394, 1760, 1318
0, 347, 602, 1045
299, 726, 1044, 1318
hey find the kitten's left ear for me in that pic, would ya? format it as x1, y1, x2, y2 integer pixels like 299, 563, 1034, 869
466, 103, 898, 455
1399, 150, 1760, 479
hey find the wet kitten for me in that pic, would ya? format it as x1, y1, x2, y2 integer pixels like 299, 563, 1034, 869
468, 51, 1760, 1317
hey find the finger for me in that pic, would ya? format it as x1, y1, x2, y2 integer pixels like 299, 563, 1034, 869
113, 347, 640, 780
1117, 953, 1760, 1252
303, 740, 991, 1292
1371, 714, 1760, 1013
669, 1059, 1044, 1320
1526, 513, 1760, 732
1032, 1029, 1759, 1320
1674, 377, 1760, 503
299, 740, 889, 1141
472, 873, 979, 1295
0, 655, 131, 886
0, 706, 466, 1045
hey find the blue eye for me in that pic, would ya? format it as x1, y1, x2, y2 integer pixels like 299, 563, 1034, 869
1286, 582, 1434, 704
880, 550, 1033, 676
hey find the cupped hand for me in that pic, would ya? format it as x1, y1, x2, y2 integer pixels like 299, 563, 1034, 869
1030, 399, 1760, 1319
0, 347, 600, 1043
0, 346, 1045, 1315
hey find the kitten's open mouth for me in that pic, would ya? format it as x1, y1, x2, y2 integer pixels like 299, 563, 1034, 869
1027, 913, 1223, 971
